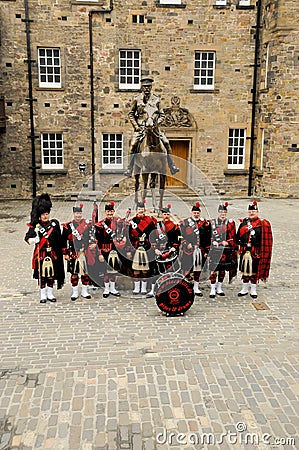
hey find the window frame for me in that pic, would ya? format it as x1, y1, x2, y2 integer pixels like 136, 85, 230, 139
239, 0, 250, 6
118, 49, 141, 90
215, 0, 227, 5
227, 129, 246, 169
102, 133, 124, 169
38, 48, 62, 89
41, 132, 64, 169
193, 51, 216, 90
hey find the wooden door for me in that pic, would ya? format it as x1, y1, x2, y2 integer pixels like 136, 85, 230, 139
167, 140, 189, 187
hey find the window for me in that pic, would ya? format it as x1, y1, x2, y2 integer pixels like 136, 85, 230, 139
215, 0, 227, 5
264, 43, 270, 89
41, 133, 64, 169
38, 48, 61, 88
239, 0, 250, 5
227, 129, 246, 169
102, 134, 123, 168
194, 51, 215, 90
119, 50, 141, 90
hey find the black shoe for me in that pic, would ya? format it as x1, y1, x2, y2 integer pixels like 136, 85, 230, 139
250, 294, 258, 299
103, 292, 110, 298
47, 297, 57, 303
146, 293, 154, 298
40, 299, 47, 304
111, 292, 120, 297
141, 291, 147, 296
238, 292, 248, 297
216, 292, 225, 297
209, 294, 216, 299
81, 294, 91, 299
170, 166, 180, 175
71, 296, 78, 301
195, 292, 203, 297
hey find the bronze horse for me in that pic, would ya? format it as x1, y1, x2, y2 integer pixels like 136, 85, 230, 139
133, 120, 167, 213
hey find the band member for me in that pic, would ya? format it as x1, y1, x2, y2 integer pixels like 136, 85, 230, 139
147, 204, 181, 298
95, 202, 126, 298
61, 204, 94, 301
180, 202, 211, 296
126, 201, 157, 295
124, 77, 179, 177
237, 200, 273, 298
209, 202, 237, 298
24, 193, 65, 303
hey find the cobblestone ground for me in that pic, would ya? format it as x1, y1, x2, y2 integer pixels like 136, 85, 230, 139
0, 198, 298, 450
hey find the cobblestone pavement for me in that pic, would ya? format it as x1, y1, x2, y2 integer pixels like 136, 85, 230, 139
0, 197, 298, 450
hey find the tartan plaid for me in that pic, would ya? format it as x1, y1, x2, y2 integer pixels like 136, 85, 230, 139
257, 219, 273, 281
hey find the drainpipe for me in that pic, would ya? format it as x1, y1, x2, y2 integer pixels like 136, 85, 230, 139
23, 0, 37, 198
89, 1, 113, 190
248, 0, 262, 196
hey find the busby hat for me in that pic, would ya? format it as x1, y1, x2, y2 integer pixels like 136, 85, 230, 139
30, 193, 52, 225
191, 202, 201, 212
73, 203, 83, 213
105, 201, 115, 211
140, 77, 154, 86
136, 200, 146, 209
248, 200, 258, 210
218, 202, 228, 212
161, 204, 171, 213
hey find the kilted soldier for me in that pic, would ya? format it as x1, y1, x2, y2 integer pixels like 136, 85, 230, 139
180, 202, 211, 296
95, 202, 126, 298
62, 204, 94, 301
237, 200, 273, 298
147, 204, 181, 298
126, 201, 157, 295
209, 202, 237, 298
24, 193, 65, 303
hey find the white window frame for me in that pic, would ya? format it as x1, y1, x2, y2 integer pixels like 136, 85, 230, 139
102, 133, 123, 169
41, 133, 64, 169
264, 43, 270, 89
38, 48, 61, 88
239, 0, 250, 6
215, 0, 227, 5
194, 51, 215, 90
119, 50, 141, 90
227, 129, 246, 169
159, 0, 182, 4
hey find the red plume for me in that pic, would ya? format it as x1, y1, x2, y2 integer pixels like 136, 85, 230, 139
196, 202, 200, 207
167, 204, 171, 209
110, 201, 115, 207
80, 203, 83, 209
253, 200, 257, 206
224, 202, 228, 207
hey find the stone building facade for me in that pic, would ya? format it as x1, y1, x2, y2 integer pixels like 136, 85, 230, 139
0, 0, 298, 199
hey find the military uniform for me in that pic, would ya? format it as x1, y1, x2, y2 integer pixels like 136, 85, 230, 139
237, 200, 273, 298
61, 204, 93, 300
24, 193, 64, 303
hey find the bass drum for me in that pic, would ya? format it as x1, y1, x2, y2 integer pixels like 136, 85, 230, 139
155, 273, 194, 316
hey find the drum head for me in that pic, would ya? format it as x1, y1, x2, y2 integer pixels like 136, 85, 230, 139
155, 275, 194, 316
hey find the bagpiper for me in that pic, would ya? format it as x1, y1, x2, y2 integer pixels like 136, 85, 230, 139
126, 201, 157, 295
61, 204, 94, 301
147, 204, 181, 298
180, 202, 211, 296
208, 202, 238, 298
236, 200, 273, 299
24, 193, 65, 303
95, 201, 126, 298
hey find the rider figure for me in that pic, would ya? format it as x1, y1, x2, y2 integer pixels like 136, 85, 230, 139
124, 77, 180, 177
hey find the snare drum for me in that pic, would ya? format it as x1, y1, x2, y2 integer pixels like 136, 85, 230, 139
155, 273, 194, 316
156, 250, 180, 274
